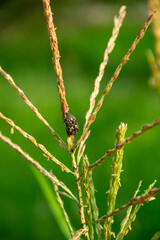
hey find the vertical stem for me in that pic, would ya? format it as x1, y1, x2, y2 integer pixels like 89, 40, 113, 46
42, 0, 69, 119
82, 156, 94, 240
70, 152, 89, 239
104, 123, 127, 239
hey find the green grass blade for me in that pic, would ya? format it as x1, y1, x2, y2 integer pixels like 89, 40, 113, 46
31, 166, 71, 239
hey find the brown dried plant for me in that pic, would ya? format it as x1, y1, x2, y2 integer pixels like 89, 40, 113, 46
0, 1, 160, 240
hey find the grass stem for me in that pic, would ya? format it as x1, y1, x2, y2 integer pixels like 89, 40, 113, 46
88, 117, 160, 171
0, 131, 77, 201
0, 66, 67, 150
42, 0, 69, 119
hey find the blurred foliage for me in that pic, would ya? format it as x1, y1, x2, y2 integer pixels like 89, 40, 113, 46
0, 1, 160, 240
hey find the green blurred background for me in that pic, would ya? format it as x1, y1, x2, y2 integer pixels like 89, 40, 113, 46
0, 0, 160, 239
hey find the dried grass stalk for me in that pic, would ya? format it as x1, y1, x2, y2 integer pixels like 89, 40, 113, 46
0, 131, 77, 201
85, 6, 126, 124
93, 181, 160, 225
0, 67, 67, 150
86, 10, 156, 129
76, 6, 126, 162
0, 112, 72, 174
74, 10, 156, 153
88, 117, 160, 171
69, 228, 88, 240
116, 181, 142, 240
42, 0, 69, 119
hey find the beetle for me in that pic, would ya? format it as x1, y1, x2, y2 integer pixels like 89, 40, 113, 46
64, 112, 79, 136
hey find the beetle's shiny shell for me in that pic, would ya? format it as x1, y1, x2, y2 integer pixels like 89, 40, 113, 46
64, 112, 79, 136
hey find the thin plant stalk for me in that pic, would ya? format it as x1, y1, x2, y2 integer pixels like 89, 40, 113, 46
77, 130, 90, 165
0, 112, 73, 174
42, 0, 69, 119
93, 181, 159, 225
42, 0, 88, 236
76, 6, 126, 160
77, 5, 126, 164
69, 228, 88, 240
85, 6, 126, 123
88, 10, 156, 126
116, 181, 156, 240
88, 172, 102, 240
88, 117, 160, 172
103, 123, 127, 239
83, 155, 102, 239
82, 155, 94, 240
53, 184, 74, 236
0, 131, 77, 201
116, 181, 142, 240
42, 0, 76, 149
74, 10, 156, 153
0, 66, 67, 150
70, 152, 88, 237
